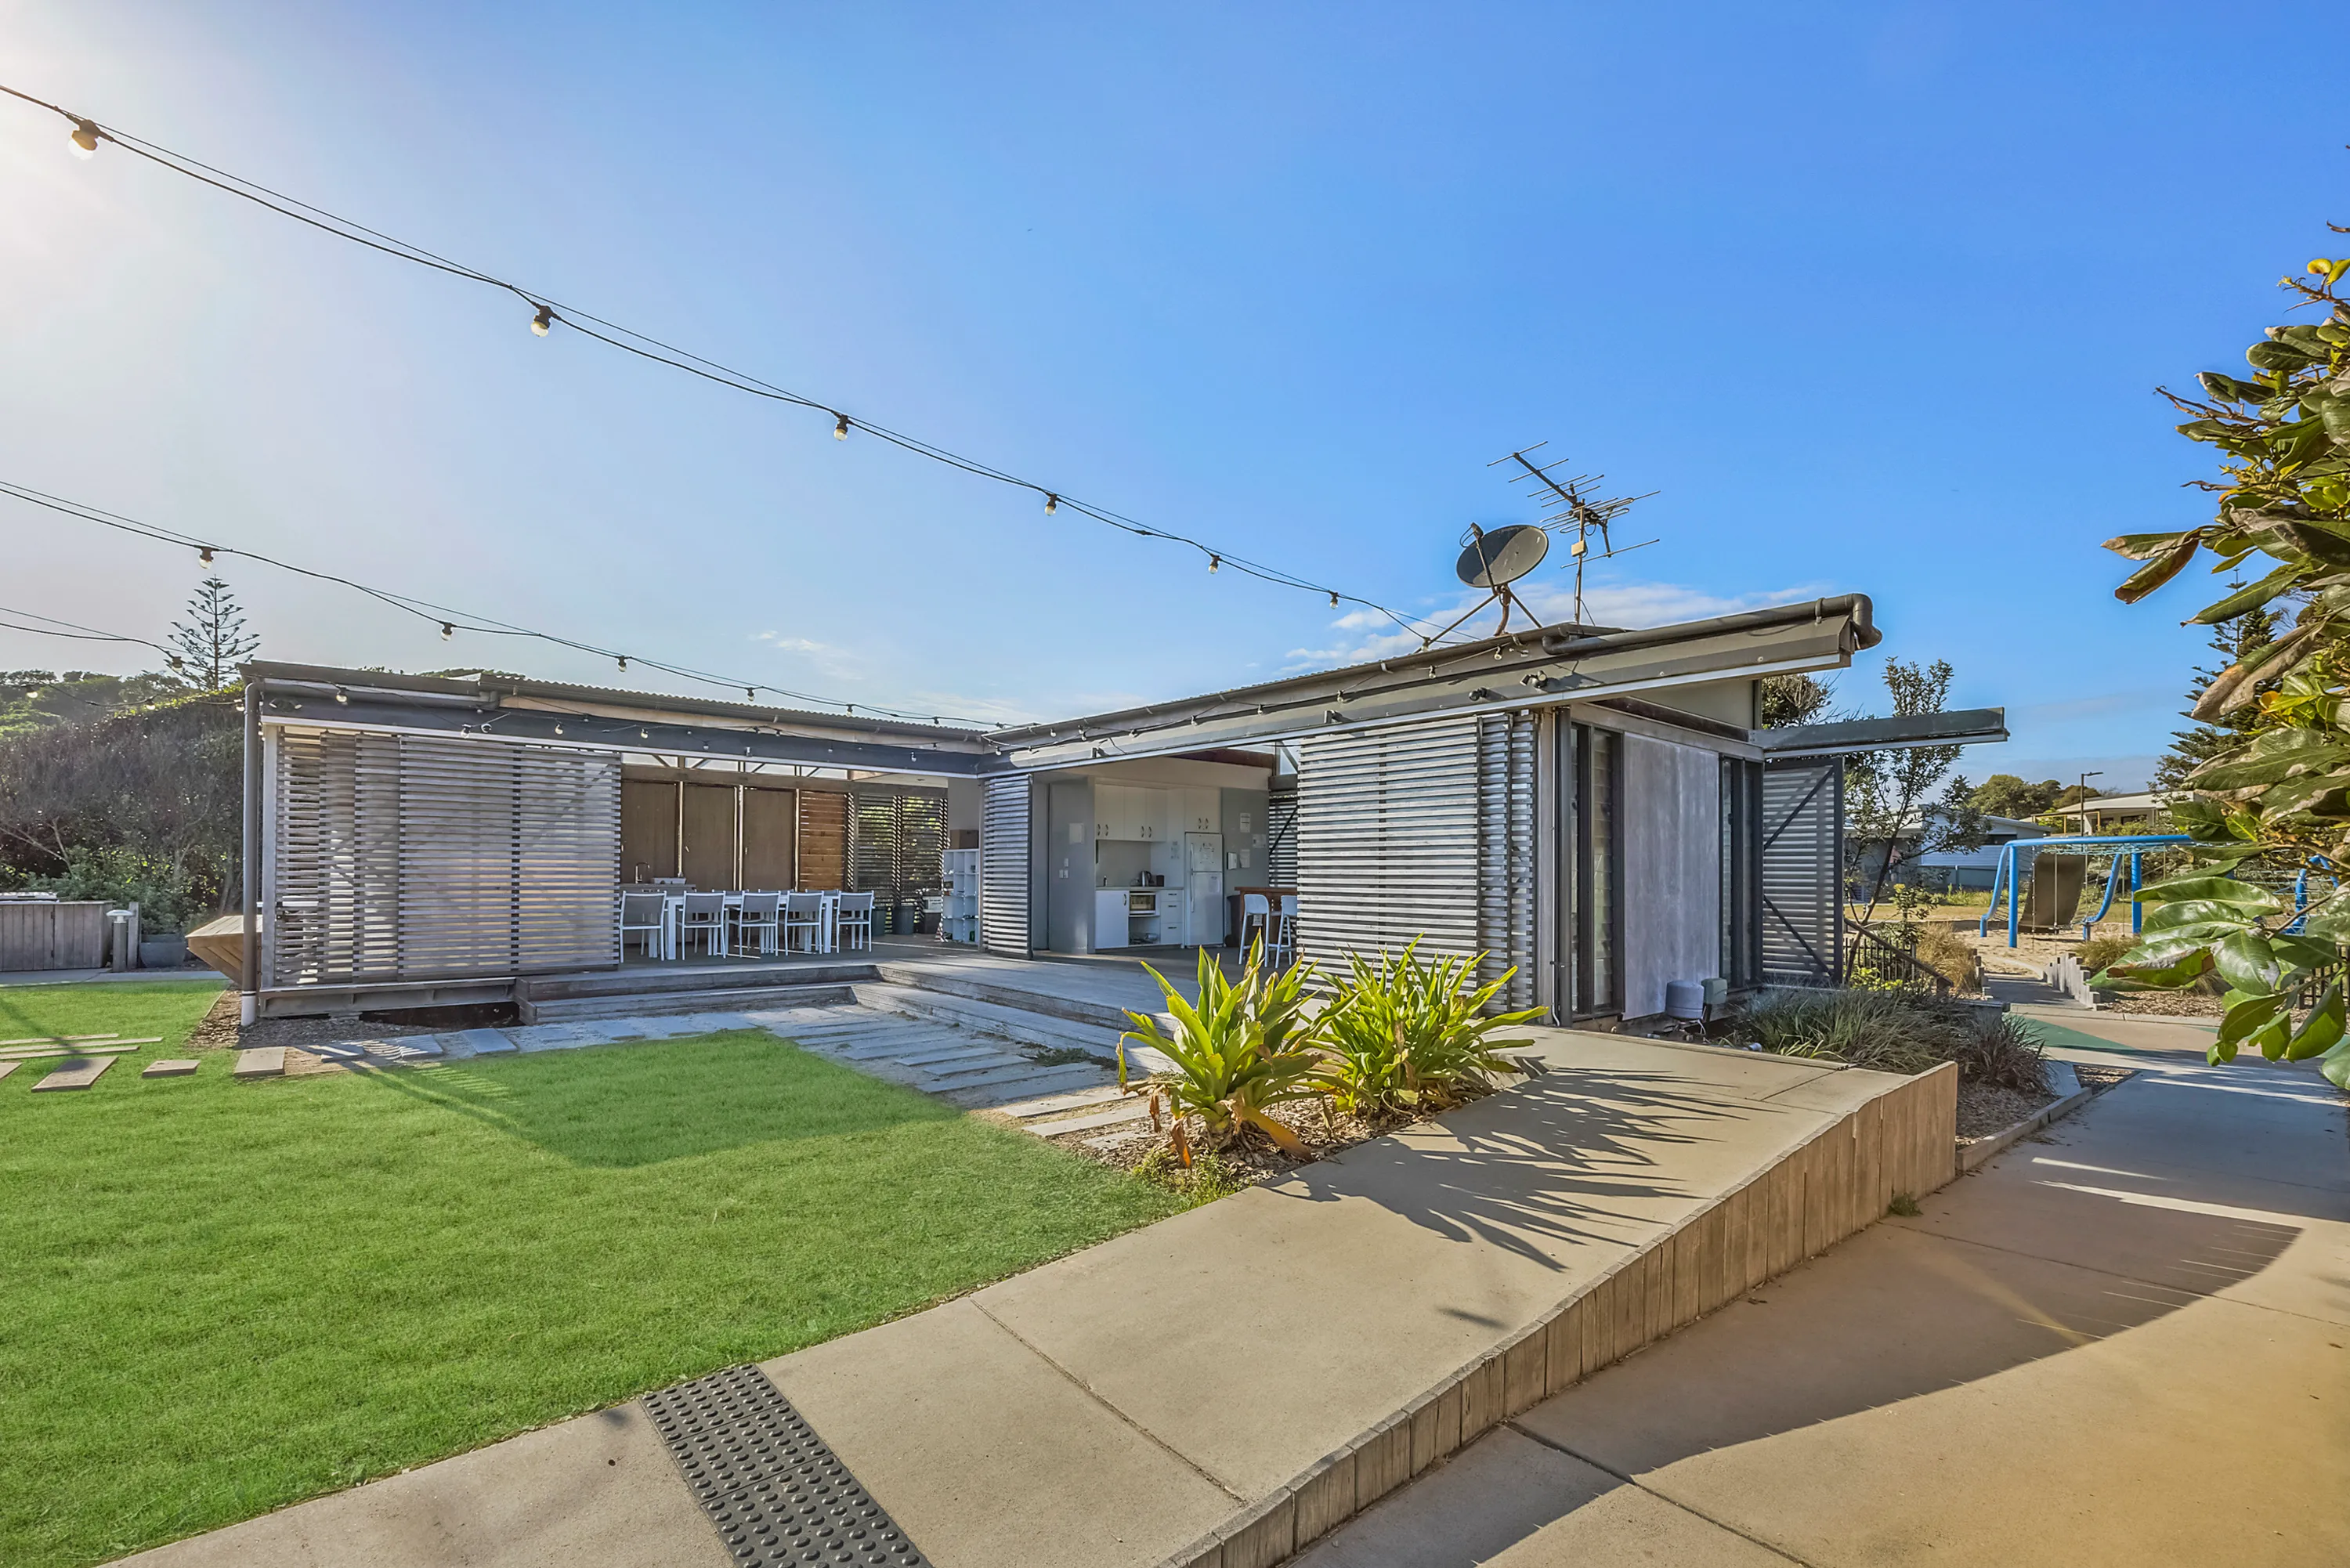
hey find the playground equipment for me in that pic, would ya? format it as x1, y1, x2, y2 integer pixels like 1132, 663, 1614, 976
1979, 834, 2191, 948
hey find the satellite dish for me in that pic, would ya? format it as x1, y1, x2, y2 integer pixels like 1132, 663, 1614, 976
1455, 523, 1549, 589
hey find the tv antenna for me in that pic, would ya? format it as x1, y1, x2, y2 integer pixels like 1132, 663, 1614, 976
1486, 444, 1658, 628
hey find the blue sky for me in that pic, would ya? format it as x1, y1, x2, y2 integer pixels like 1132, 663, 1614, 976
2, 2, 2345, 786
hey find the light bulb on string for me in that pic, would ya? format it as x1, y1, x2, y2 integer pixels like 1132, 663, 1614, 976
197, 547, 214, 565
1043, 494, 1058, 515
530, 305, 553, 337
616, 656, 628, 672
833, 414, 851, 440
440, 623, 454, 640
68, 119, 98, 158
1329, 591, 1339, 609
1209, 554, 1220, 574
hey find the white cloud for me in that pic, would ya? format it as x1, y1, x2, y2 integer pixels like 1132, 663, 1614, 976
751, 630, 861, 679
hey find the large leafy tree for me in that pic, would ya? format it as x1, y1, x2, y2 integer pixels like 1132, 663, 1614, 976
2103, 240, 2350, 1087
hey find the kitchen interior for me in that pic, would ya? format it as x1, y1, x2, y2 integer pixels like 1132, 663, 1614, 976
1042, 756, 1271, 956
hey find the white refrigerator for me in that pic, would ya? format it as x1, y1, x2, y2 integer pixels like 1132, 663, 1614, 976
1184, 833, 1225, 947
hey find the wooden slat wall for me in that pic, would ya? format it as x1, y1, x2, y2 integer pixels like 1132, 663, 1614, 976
799, 789, 849, 891
681, 783, 737, 891
742, 785, 797, 889
0, 901, 108, 970
620, 779, 680, 882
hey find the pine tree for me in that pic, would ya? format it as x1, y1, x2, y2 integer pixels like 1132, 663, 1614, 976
2152, 604, 2276, 792
167, 577, 259, 691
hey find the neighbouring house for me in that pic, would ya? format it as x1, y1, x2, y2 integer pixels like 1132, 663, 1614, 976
1872, 812, 2045, 894
216, 595, 2003, 1024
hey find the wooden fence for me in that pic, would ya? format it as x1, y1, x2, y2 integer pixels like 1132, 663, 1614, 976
0, 901, 110, 971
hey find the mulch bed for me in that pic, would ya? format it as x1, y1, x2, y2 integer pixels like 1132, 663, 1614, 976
183, 990, 446, 1055
1053, 1083, 1497, 1194
1955, 1082, 2055, 1142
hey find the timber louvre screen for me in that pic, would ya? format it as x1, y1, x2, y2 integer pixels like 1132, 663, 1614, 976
271, 728, 620, 987
979, 775, 1030, 956
851, 786, 947, 910
1760, 757, 1842, 986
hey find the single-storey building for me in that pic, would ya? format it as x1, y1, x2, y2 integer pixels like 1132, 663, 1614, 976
225, 594, 2002, 1024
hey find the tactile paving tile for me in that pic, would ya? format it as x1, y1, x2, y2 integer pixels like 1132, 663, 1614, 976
642, 1363, 930, 1568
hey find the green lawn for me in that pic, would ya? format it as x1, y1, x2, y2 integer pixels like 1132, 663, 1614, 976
0, 982, 1182, 1567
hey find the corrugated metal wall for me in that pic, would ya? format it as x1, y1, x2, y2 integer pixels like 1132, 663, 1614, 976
980, 774, 1030, 956
1296, 714, 1482, 970
270, 728, 619, 987
1761, 757, 1842, 986
1475, 710, 1538, 1009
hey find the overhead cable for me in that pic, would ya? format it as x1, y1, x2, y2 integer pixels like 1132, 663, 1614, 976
0, 80, 1439, 643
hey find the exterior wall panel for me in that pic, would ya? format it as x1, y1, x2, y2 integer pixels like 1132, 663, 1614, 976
1762, 757, 1842, 986
981, 773, 1032, 956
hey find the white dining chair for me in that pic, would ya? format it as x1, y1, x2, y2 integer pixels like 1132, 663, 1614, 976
733, 891, 782, 957
834, 891, 875, 952
619, 892, 669, 960
677, 891, 727, 958
782, 891, 826, 954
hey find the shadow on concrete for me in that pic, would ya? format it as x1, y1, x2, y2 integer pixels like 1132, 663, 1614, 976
1278, 1068, 1766, 1267
1506, 1128, 2302, 1475
359, 1032, 953, 1166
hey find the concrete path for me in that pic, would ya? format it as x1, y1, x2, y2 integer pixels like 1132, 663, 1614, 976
118, 1027, 1942, 1568
1292, 1012, 2350, 1568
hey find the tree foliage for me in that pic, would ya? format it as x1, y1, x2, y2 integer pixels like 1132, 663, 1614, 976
2152, 605, 2280, 793
1759, 671, 1835, 728
1843, 657, 1984, 925
1970, 773, 2066, 818
168, 576, 259, 692
2102, 239, 2350, 1086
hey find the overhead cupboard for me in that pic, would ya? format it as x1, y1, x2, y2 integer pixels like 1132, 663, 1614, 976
1093, 783, 1219, 841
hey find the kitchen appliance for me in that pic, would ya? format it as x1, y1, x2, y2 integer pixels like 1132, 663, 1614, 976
1184, 833, 1225, 947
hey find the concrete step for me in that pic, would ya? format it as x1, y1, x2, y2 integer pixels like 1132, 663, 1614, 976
872, 963, 1177, 1038
852, 981, 1131, 1063
518, 983, 855, 1024
996, 1083, 1131, 1121
1023, 1100, 1154, 1138
943, 1063, 1117, 1109
516, 961, 878, 1003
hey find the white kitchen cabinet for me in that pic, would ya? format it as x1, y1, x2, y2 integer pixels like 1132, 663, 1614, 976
1180, 787, 1218, 835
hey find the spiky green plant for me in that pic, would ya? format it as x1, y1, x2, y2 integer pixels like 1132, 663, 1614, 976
1318, 941, 1542, 1120
1119, 944, 1328, 1158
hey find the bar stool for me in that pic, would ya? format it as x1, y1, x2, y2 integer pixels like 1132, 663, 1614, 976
1239, 893, 1272, 960
1268, 894, 1298, 968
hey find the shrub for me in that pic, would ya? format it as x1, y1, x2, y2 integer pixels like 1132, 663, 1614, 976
1119, 945, 1328, 1158
1737, 988, 2048, 1094
1910, 923, 1981, 993
2073, 934, 2138, 977
1319, 941, 1542, 1120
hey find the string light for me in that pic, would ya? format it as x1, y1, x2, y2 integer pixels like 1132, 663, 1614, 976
1329, 591, 1339, 608
1209, 555, 1221, 573
67, 117, 96, 157
440, 622, 454, 639
616, 655, 627, 670
0, 476, 1000, 726
1044, 494, 1058, 515
333, 687, 349, 704
0, 80, 1444, 641
197, 547, 214, 565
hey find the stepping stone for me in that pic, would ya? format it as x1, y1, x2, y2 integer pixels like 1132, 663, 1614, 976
361, 1038, 443, 1061
233, 1047, 287, 1080
34, 1056, 114, 1091
455, 1029, 516, 1057
942, 1064, 1115, 1107
1024, 1101, 1154, 1138
305, 1042, 369, 1062
0, 1060, 18, 1082
1000, 1084, 1130, 1120
143, 1060, 201, 1078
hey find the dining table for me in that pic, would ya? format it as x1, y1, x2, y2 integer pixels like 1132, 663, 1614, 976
627, 890, 842, 959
